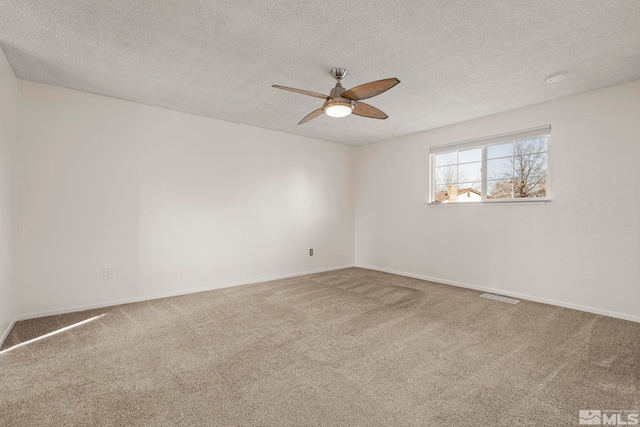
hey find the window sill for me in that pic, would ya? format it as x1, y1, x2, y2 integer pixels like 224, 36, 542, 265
426, 198, 551, 206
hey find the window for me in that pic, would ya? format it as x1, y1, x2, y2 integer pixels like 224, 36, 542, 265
430, 126, 550, 203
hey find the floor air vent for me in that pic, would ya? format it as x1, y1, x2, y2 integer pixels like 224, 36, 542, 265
480, 293, 520, 304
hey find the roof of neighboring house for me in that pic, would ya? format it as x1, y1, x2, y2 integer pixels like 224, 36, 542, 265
435, 187, 482, 203
434, 190, 448, 203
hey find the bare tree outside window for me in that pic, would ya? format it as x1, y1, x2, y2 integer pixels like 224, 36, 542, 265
434, 164, 467, 192
433, 148, 480, 195
488, 138, 547, 199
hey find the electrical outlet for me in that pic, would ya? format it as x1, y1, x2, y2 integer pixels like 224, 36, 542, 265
310, 249, 313, 256
103, 267, 113, 280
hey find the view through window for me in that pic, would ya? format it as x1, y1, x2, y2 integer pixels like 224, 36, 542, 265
430, 127, 549, 203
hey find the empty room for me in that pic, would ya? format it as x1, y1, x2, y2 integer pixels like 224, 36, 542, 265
1, 1, 639, 426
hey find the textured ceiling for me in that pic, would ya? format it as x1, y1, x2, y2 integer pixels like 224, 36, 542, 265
1, 1, 640, 146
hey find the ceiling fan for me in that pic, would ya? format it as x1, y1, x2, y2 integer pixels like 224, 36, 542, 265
273, 68, 400, 125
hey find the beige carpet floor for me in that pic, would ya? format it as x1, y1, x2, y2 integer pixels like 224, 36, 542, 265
1, 267, 638, 426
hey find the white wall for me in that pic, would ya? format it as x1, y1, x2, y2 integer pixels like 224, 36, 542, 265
355, 80, 640, 321
17, 81, 355, 318
0, 48, 17, 341
12, 76, 640, 323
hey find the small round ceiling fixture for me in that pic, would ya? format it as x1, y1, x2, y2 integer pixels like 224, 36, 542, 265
546, 72, 567, 83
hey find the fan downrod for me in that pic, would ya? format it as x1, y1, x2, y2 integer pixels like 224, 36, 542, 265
330, 68, 348, 81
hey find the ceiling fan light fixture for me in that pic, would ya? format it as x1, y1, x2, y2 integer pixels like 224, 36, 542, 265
324, 99, 354, 118
273, 68, 399, 124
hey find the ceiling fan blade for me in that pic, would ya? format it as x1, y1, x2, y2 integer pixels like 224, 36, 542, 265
298, 108, 324, 125
341, 78, 400, 101
352, 102, 388, 119
272, 85, 328, 99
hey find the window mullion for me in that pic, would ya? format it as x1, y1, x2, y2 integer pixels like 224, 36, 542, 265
429, 154, 434, 203
511, 140, 515, 198
481, 145, 487, 201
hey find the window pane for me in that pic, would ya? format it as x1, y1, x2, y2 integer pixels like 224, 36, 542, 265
532, 181, 546, 197
434, 165, 457, 191
487, 158, 512, 180
436, 183, 481, 203
433, 184, 460, 203
512, 153, 547, 198
515, 137, 547, 154
435, 152, 457, 166
487, 180, 513, 199
456, 182, 481, 203
512, 178, 547, 198
513, 153, 547, 178
487, 141, 513, 159
457, 181, 481, 191
458, 147, 481, 164
458, 161, 481, 182
433, 189, 448, 203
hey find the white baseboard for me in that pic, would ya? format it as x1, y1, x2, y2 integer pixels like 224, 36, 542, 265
1, 317, 17, 348
355, 264, 640, 324
18, 263, 637, 324
16, 264, 355, 321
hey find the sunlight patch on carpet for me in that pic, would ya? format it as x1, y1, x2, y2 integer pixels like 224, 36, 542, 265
0, 314, 105, 355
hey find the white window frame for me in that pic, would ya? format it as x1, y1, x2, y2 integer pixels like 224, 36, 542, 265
428, 125, 551, 204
